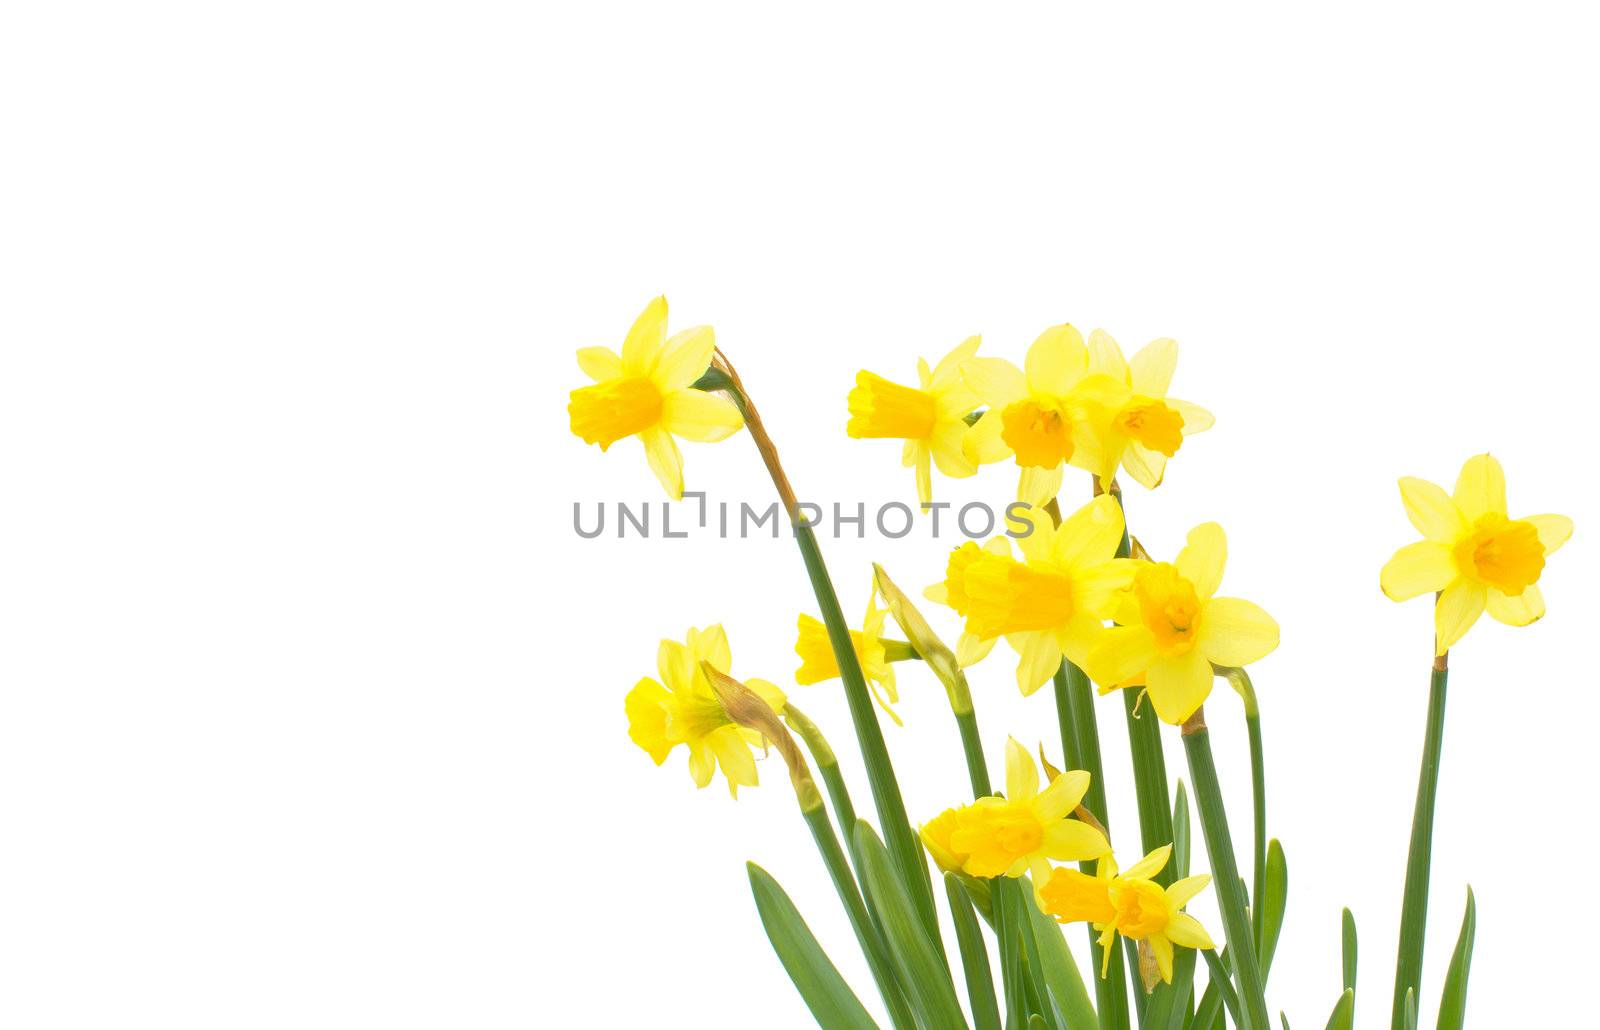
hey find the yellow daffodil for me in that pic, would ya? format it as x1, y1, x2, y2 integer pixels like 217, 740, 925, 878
569, 296, 744, 499
846, 336, 983, 507
1071, 331, 1213, 489
927, 495, 1137, 695
795, 596, 905, 724
1086, 523, 1279, 725
962, 324, 1098, 507
1038, 844, 1215, 983
624, 624, 786, 797
1380, 453, 1573, 655
925, 738, 1110, 886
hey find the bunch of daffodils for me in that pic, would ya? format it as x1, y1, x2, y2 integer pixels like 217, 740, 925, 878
572, 298, 1570, 1029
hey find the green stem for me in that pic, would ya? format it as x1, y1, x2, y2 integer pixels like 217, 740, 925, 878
786, 704, 858, 836
1182, 709, 1270, 1030
1122, 689, 1175, 884
956, 708, 994, 798
1390, 654, 1449, 1029
1055, 661, 1130, 1030
712, 351, 942, 951
803, 802, 917, 1029
1221, 666, 1267, 951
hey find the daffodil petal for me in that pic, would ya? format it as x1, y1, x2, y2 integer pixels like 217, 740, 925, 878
1175, 522, 1226, 599
1019, 463, 1065, 510
932, 335, 983, 386
686, 739, 715, 788
653, 325, 717, 390
1164, 912, 1214, 950
956, 631, 998, 668
1149, 933, 1175, 983
1380, 541, 1457, 601
930, 422, 977, 477
1129, 338, 1178, 397
1144, 649, 1214, 725
621, 296, 668, 376
915, 444, 933, 508
1165, 873, 1211, 909
1398, 476, 1468, 543
1453, 453, 1507, 521
1526, 514, 1573, 556
1086, 625, 1157, 690
576, 346, 623, 382
639, 426, 683, 500
660, 388, 743, 442
1014, 631, 1062, 696
1043, 818, 1111, 862
1024, 324, 1088, 396
710, 726, 758, 795
964, 408, 1011, 464
1122, 844, 1172, 881
1122, 444, 1164, 489
624, 678, 674, 763
688, 623, 733, 673
1004, 737, 1039, 801
1435, 578, 1487, 654
1034, 769, 1092, 821
1198, 597, 1280, 667
1087, 329, 1130, 383
657, 638, 694, 693
1167, 397, 1214, 434
1053, 495, 1124, 569
962, 357, 1029, 407
1486, 584, 1544, 627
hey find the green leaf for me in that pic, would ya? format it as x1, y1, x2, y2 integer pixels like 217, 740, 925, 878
946, 874, 1001, 1030
1022, 884, 1098, 1030
855, 822, 966, 1030
1030, 1017, 1050, 1030
1172, 780, 1191, 879
1392, 664, 1449, 1029
747, 862, 879, 1030
1435, 887, 1476, 1030
1340, 908, 1357, 995
1200, 948, 1242, 1028
1282, 1016, 1293, 1030
1259, 839, 1288, 980
1324, 987, 1354, 1030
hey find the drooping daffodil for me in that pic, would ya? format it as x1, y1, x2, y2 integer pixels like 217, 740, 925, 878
922, 738, 1110, 887
1038, 844, 1215, 984
1380, 453, 1572, 655
569, 296, 744, 499
625, 624, 786, 797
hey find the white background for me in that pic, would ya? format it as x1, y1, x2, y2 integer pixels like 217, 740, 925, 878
2, 2, 1595, 1027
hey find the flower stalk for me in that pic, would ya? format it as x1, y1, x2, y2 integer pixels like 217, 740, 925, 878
1390, 652, 1449, 1029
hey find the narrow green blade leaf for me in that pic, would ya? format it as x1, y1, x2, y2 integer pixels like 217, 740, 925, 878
1030, 1017, 1050, 1030
1435, 887, 1476, 1030
1340, 908, 1357, 995
1259, 839, 1288, 980
1324, 987, 1354, 1030
946, 874, 1002, 1030
1172, 781, 1191, 880
1022, 885, 1098, 1030
1200, 948, 1241, 1027
855, 822, 967, 1030
747, 862, 879, 1030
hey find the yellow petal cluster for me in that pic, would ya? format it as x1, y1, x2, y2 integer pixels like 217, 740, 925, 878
1380, 454, 1572, 655
1070, 331, 1213, 489
569, 296, 744, 499
927, 495, 1138, 695
1038, 844, 1215, 984
1086, 523, 1279, 725
846, 336, 983, 507
794, 596, 902, 724
919, 738, 1110, 886
624, 624, 787, 797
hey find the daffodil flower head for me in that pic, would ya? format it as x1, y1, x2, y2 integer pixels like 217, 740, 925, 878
1086, 523, 1279, 725
624, 624, 787, 797
1380, 454, 1572, 655
846, 336, 983, 507
962, 324, 1097, 507
1070, 331, 1214, 490
1038, 844, 1215, 984
938, 738, 1110, 886
794, 596, 902, 725
926, 495, 1137, 695
569, 297, 745, 499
